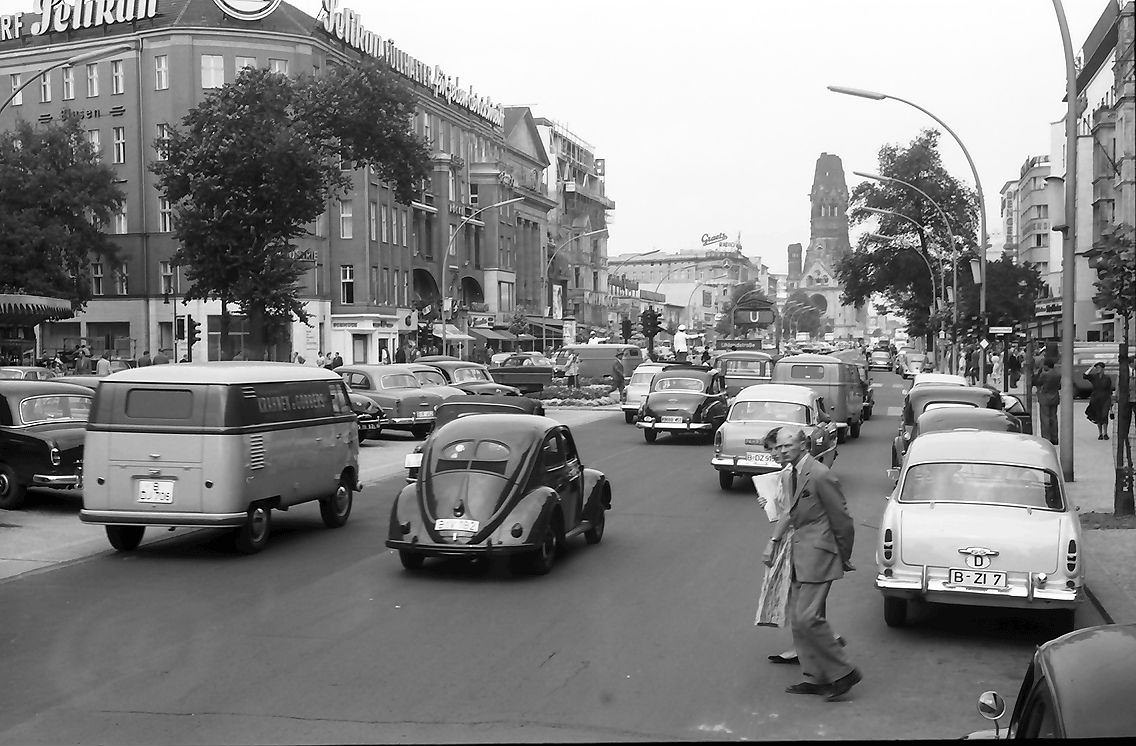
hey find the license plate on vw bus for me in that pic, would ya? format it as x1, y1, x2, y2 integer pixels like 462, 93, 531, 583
947, 568, 1007, 589
137, 480, 174, 504
435, 518, 479, 532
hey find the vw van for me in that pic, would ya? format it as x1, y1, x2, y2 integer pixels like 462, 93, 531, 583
80, 363, 360, 554
713, 350, 774, 398
770, 354, 864, 442
552, 344, 644, 381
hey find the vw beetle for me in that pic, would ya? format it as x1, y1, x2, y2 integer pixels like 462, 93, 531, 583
636, 365, 728, 443
387, 414, 610, 575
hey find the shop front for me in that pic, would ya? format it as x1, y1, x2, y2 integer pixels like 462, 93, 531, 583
329, 312, 405, 365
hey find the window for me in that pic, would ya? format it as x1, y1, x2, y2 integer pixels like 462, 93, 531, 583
154, 55, 168, 90
269, 58, 288, 75
340, 265, 355, 304
201, 55, 224, 88
400, 210, 408, 246
156, 123, 170, 161
9, 74, 21, 106
112, 126, 126, 164
368, 202, 377, 241
114, 263, 128, 294
393, 269, 400, 304
159, 261, 174, 295
86, 63, 98, 97
110, 60, 124, 94
61, 66, 74, 99
235, 56, 257, 71
381, 268, 390, 303
380, 204, 390, 242
339, 201, 353, 239
91, 262, 104, 295
40, 74, 50, 103
112, 204, 127, 234
86, 129, 101, 161
158, 197, 173, 232
125, 389, 194, 420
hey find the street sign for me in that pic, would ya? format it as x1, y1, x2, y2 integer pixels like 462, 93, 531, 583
988, 326, 1014, 335
979, 338, 990, 349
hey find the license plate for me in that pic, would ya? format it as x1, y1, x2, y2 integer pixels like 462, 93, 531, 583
435, 518, 479, 532
947, 568, 1007, 589
361, 421, 382, 430
404, 453, 423, 469
416, 410, 434, 418
746, 452, 777, 465
137, 480, 174, 504
662, 416, 683, 423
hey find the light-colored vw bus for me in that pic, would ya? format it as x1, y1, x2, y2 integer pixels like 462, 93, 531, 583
80, 363, 360, 554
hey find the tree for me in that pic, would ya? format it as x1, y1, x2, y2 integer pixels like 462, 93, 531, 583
153, 60, 430, 359
507, 308, 528, 338
714, 281, 768, 337
0, 116, 124, 309
781, 290, 824, 338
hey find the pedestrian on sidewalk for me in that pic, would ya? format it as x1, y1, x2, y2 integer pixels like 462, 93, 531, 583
1006, 346, 1022, 390
1035, 358, 1061, 445
762, 428, 860, 701
1083, 362, 1115, 440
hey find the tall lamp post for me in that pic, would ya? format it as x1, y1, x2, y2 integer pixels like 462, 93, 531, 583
441, 196, 523, 353
653, 260, 730, 293
1, 44, 134, 116
855, 170, 961, 373
829, 85, 987, 381
541, 227, 608, 349
867, 232, 942, 365
605, 249, 659, 343
684, 273, 731, 329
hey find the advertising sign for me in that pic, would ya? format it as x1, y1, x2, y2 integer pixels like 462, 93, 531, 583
562, 318, 577, 347
552, 285, 563, 320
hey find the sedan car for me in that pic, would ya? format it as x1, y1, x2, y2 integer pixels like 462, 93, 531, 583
868, 349, 893, 372
877, 430, 1083, 630
892, 384, 1004, 467
913, 407, 1021, 441
711, 383, 837, 490
911, 372, 967, 389
337, 364, 447, 439
343, 382, 387, 440
489, 352, 555, 394
387, 414, 610, 575
404, 363, 473, 400
0, 380, 92, 509
637, 365, 728, 443
0, 366, 58, 380
621, 362, 670, 424
413, 356, 521, 396
970, 623, 1136, 739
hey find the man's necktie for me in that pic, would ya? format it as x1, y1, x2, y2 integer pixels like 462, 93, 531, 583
791, 465, 798, 496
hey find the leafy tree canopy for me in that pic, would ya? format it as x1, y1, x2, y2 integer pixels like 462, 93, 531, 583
782, 289, 824, 337
1086, 223, 1135, 321
0, 116, 123, 309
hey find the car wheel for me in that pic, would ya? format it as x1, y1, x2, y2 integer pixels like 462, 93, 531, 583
319, 482, 353, 528
0, 463, 28, 510
719, 471, 734, 490
105, 525, 145, 552
643, 428, 657, 444
624, 411, 635, 424
233, 505, 272, 554
399, 550, 425, 570
410, 425, 431, 440
516, 521, 561, 575
850, 420, 862, 439
584, 509, 605, 545
836, 427, 847, 444
883, 596, 908, 627
864, 406, 873, 421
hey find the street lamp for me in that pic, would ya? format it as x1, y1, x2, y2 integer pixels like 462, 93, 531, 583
2, 44, 134, 115
653, 260, 730, 293
830, 84, 987, 381
867, 231, 942, 365
684, 273, 731, 327
440, 196, 523, 352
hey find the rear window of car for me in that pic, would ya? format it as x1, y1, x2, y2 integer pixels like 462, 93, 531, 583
452, 367, 489, 382
789, 365, 826, 380
630, 370, 657, 385
18, 394, 92, 424
435, 439, 511, 474
0, 369, 25, 379
414, 370, 447, 387
729, 401, 808, 423
380, 374, 420, 389
900, 463, 1064, 510
921, 402, 976, 413
722, 359, 769, 374
125, 388, 194, 419
654, 377, 705, 392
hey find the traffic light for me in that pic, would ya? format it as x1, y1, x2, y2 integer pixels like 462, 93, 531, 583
621, 318, 632, 342
639, 308, 652, 337
175, 317, 185, 340
186, 315, 200, 348
642, 307, 661, 338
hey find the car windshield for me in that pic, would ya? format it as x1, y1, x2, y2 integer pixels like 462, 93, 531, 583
654, 377, 705, 393
871, 352, 889, 360
722, 359, 768, 374
0, 369, 25, 379
900, 463, 1064, 510
729, 401, 808, 423
380, 374, 420, 389
452, 367, 490, 383
435, 438, 511, 475
414, 370, 448, 386
907, 354, 926, 363
18, 394, 92, 425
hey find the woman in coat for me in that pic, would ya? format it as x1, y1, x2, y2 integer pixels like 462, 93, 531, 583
1084, 361, 1115, 440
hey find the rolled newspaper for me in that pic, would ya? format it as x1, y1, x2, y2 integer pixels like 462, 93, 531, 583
752, 468, 786, 523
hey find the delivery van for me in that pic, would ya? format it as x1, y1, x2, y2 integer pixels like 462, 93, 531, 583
80, 362, 360, 554
770, 353, 865, 442
553, 344, 644, 381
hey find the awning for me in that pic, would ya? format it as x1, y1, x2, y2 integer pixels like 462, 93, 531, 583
526, 315, 564, 329
431, 323, 474, 341
0, 293, 74, 325
468, 327, 516, 342
516, 334, 536, 341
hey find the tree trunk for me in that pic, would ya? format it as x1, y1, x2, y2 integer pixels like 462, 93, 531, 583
1116, 312, 1134, 515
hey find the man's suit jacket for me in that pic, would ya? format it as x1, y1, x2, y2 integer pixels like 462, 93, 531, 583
783, 453, 855, 583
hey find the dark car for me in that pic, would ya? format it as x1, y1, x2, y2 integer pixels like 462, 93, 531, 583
0, 366, 58, 381
970, 624, 1136, 739
387, 414, 610, 575
0, 380, 93, 509
403, 395, 545, 481
892, 385, 1004, 467
912, 407, 1021, 441
343, 382, 387, 440
414, 356, 522, 396
636, 365, 728, 443
832, 348, 875, 421
489, 352, 555, 394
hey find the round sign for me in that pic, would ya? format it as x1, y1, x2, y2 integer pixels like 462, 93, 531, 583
212, 0, 282, 21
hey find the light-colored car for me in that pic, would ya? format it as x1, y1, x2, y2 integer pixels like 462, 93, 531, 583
910, 372, 967, 388
621, 362, 669, 424
0, 366, 58, 380
877, 430, 1083, 630
404, 363, 473, 400
898, 352, 931, 378
711, 383, 838, 490
337, 364, 447, 439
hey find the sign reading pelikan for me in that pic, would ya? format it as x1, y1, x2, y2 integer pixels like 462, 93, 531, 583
317, 0, 504, 128
1, 0, 157, 40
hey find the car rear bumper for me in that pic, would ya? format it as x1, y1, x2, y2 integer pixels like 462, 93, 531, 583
385, 539, 531, 557
710, 456, 780, 474
80, 509, 248, 527
386, 416, 434, 427
637, 421, 714, 431
876, 572, 1083, 609
32, 473, 81, 488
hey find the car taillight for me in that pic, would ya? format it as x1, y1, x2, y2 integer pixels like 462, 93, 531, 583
50, 446, 61, 466
881, 527, 895, 566
713, 430, 722, 453
1065, 538, 1078, 575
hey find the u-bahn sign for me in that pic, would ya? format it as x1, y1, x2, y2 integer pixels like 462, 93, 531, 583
732, 308, 775, 326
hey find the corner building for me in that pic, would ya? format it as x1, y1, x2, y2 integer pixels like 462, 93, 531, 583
0, 0, 541, 362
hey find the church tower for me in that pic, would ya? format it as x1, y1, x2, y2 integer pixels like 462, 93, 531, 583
804, 152, 852, 270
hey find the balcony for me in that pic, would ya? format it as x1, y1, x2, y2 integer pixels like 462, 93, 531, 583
562, 180, 615, 209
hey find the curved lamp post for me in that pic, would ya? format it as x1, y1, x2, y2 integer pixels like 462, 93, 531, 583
830, 85, 987, 381
684, 273, 731, 328
606, 248, 660, 330
653, 260, 730, 293
2, 44, 134, 115
868, 232, 942, 366
441, 196, 523, 352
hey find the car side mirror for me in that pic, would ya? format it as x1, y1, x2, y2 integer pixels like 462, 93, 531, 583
977, 691, 1006, 722
886, 467, 900, 484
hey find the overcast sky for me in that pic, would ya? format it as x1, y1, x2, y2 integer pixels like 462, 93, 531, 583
0, 0, 1110, 274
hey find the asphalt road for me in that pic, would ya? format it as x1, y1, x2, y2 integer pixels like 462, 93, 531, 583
0, 373, 1103, 743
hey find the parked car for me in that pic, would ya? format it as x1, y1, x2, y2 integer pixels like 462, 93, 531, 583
0, 380, 93, 509
621, 362, 670, 424
387, 414, 610, 575
969, 623, 1136, 739
413, 356, 522, 396
911, 372, 967, 389
489, 352, 555, 394
711, 383, 837, 490
867, 350, 892, 372
892, 384, 1004, 467
913, 407, 1022, 442
877, 430, 1083, 630
637, 365, 728, 443
898, 352, 932, 378
713, 350, 774, 398
0, 366, 58, 380
343, 382, 387, 440
402, 395, 545, 481
404, 363, 473, 400
337, 364, 446, 439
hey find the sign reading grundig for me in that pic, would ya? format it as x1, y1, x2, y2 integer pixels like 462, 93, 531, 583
317, 0, 504, 128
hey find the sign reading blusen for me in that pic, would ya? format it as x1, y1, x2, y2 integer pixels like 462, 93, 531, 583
316, 0, 504, 128
1, 0, 158, 40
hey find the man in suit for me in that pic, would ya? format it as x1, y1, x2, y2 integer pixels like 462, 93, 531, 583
1034, 358, 1061, 445
763, 427, 861, 701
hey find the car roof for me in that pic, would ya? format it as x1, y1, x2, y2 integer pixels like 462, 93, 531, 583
913, 372, 967, 387
715, 350, 773, 361
655, 366, 716, 381
431, 413, 560, 442
734, 383, 816, 403
915, 407, 1020, 434
101, 361, 345, 385
907, 385, 1001, 409
0, 366, 47, 372
340, 364, 419, 375
905, 430, 1061, 470
1034, 624, 1136, 737
775, 353, 843, 364
0, 379, 94, 396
